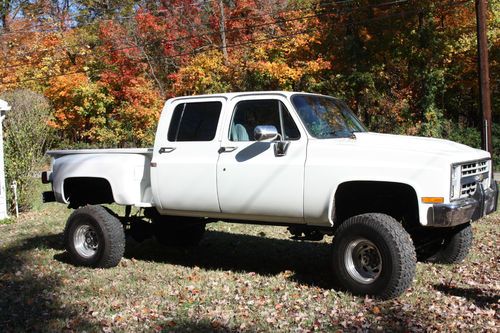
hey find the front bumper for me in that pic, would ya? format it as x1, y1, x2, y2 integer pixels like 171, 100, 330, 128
428, 181, 498, 227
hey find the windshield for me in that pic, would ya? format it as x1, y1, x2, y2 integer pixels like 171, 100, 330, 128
291, 94, 367, 138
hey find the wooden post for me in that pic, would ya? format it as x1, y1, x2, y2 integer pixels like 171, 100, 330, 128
475, 0, 492, 154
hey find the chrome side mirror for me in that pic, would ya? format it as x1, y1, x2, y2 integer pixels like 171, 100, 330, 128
254, 125, 289, 157
254, 125, 279, 141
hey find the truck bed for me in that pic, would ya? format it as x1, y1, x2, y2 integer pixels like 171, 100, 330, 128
47, 148, 154, 207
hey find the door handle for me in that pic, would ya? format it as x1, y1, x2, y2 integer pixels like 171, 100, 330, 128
219, 146, 237, 153
159, 147, 176, 154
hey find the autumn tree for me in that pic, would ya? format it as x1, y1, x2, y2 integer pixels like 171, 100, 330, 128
0, 0, 499, 167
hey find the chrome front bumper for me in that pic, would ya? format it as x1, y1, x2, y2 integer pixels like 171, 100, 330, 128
428, 181, 498, 227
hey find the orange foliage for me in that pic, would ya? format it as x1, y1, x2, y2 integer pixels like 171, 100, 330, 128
1, 0, 498, 147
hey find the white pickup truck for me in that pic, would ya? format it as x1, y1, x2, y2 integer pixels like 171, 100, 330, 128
42, 91, 498, 299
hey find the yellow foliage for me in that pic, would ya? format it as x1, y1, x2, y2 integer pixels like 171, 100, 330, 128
171, 50, 231, 96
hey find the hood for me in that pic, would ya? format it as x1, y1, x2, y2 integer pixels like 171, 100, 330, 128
358, 132, 482, 155
310, 132, 490, 165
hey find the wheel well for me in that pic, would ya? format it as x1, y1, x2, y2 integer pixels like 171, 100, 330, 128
334, 181, 419, 231
63, 177, 114, 208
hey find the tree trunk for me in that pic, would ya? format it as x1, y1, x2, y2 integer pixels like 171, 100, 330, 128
1, 0, 11, 31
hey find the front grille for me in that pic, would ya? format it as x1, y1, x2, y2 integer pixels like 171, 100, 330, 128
461, 161, 487, 177
458, 160, 489, 198
461, 183, 477, 197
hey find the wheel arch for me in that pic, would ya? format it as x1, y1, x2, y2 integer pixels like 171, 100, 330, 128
331, 180, 420, 231
63, 177, 115, 208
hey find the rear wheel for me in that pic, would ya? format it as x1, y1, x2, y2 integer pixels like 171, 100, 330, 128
153, 216, 206, 247
64, 205, 125, 267
332, 213, 416, 299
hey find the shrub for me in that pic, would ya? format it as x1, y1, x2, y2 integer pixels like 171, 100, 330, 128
443, 121, 500, 171
443, 121, 481, 149
0, 90, 53, 213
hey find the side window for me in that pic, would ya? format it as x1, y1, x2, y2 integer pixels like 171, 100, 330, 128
230, 100, 300, 141
282, 108, 301, 140
168, 101, 222, 141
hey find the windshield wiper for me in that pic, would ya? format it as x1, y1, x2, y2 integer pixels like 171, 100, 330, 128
321, 130, 355, 138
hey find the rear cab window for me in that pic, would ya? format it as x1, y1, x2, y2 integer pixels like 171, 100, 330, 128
167, 101, 222, 142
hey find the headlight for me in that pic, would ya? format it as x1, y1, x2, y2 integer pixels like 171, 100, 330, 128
450, 164, 462, 201
487, 160, 494, 187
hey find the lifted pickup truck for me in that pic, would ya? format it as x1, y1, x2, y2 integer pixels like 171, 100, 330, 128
42, 91, 498, 299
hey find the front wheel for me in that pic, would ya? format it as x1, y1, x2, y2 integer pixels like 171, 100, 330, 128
332, 213, 416, 299
429, 223, 473, 264
64, 205, 125, 268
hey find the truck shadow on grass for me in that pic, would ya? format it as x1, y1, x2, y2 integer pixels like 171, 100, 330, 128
433, 284, 500, 309
50, 228, 335, 288
0, 233, 99, 332
0, 233, 254, 333
125, 230, 335, 289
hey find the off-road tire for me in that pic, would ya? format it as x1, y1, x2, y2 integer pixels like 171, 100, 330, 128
64, 205, 125, 267
332, 213, 416, 299
153, 216, 206, 247
429, 223, 473, 264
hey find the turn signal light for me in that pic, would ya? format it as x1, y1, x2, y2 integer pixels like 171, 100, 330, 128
421, 197, 444, 204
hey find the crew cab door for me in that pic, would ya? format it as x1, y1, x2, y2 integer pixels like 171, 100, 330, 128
151, 98, 225, 213
216, 96, 307, 222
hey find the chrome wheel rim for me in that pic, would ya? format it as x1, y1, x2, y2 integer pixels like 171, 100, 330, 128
74, 224, 99, 258
344, 238, 382, 284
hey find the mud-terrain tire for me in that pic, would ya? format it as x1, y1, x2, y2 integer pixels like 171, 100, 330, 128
332, 213, 416, 299
429, 223, 473, 264
64, 205, 125, 267
153, 216, 206, 247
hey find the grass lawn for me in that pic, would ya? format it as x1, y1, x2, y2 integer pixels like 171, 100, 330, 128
0, 201, 498, 332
